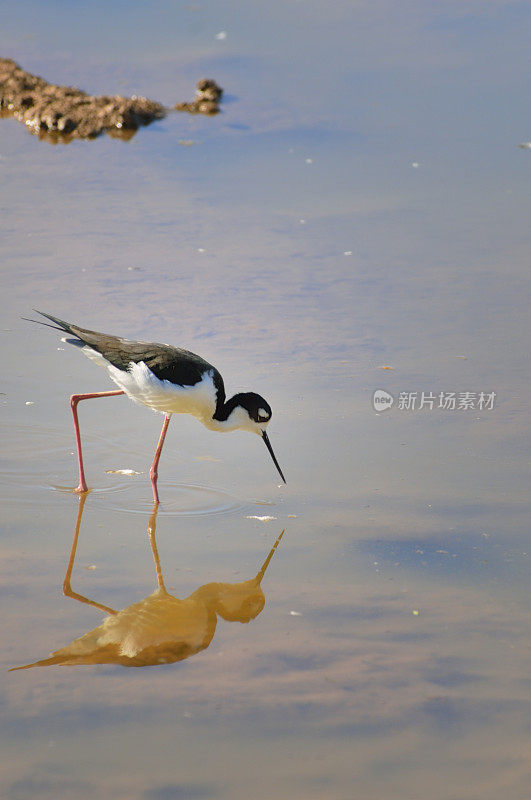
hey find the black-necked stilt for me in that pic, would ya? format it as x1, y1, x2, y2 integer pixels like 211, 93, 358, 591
10, 496, 285, 669
26, 311, 286, 501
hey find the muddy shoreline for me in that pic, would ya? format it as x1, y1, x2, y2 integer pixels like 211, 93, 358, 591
0, 58, 222, 143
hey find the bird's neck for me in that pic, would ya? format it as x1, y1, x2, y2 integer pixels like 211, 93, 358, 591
206, 395, 253, 433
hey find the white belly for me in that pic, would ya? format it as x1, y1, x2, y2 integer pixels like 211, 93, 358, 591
106, 361, 218, 422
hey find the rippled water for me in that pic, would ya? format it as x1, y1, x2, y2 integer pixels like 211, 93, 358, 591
2, 2, 530, 799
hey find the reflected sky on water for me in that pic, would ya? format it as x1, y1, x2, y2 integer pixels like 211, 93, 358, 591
1, 1, 530, 798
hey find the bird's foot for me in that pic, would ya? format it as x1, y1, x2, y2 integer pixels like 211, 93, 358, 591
150, 471, 160, 504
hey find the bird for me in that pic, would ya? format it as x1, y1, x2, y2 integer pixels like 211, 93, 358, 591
10, 496, 285, 670
25, 311, 286, 502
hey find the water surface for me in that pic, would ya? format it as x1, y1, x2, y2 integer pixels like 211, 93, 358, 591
1, 2, 530, 799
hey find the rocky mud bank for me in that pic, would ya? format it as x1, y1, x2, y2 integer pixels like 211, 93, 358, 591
0, 58, 222, 142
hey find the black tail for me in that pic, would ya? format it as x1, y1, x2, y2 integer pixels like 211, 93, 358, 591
22, 310, 75, 334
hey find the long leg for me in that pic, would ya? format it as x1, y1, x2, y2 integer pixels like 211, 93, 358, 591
150, 413, 172, 504
147, 502, 166, 590
70, 390, 124, 493
63, 492, 118, 615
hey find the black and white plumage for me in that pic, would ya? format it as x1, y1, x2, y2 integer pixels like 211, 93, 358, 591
27, 311, 286, 498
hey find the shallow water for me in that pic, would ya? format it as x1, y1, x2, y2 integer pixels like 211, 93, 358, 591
1, 2, 530, 799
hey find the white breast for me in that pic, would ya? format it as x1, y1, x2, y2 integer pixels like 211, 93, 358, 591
106, 361, 218, 421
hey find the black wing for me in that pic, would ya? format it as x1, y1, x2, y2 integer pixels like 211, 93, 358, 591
33, 311, 226, 401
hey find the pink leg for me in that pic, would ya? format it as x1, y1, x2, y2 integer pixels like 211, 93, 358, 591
150, 414, 172, 504
70, 390, 125, 493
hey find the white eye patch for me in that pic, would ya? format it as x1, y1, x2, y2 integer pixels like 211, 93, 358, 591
257, 408, 269, 420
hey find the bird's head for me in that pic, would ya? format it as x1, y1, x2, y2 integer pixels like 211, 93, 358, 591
228, 392, 286, 483
234, 392, 272, 432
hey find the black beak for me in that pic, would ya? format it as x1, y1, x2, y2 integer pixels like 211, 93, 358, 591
262, 431, 286, 483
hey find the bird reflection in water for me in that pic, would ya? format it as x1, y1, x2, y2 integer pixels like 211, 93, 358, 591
11, 495, 284, 669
